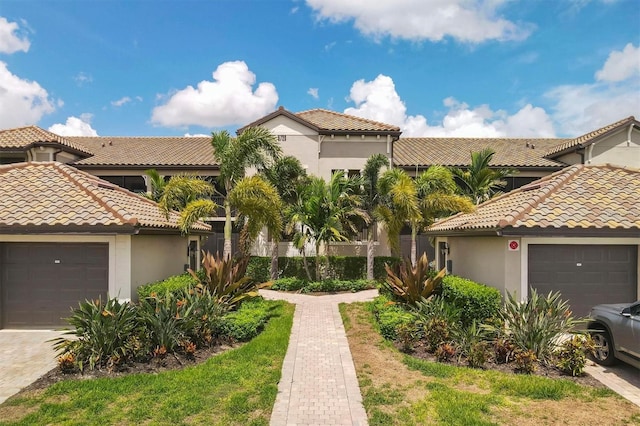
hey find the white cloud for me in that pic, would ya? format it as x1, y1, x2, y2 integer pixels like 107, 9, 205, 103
49, 114, 98, 136
111, 96, 132, 107
305, 0, 533, 43
0, 61, 56, 127
151, 61, 278, 128
184, 133, 209, 137
74, 72, 93, 86
546, 43, 640, 135
344, 74, 556, 137
595, 43, 640, 82
0, 17, 30, 54
307, 87, 319, 99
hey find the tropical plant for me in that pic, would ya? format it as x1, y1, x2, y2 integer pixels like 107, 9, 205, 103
555, 334, 595, 377
211, 127, 282, 259
228, 175, 283, 257
144, 168, 167, 202
376, 168, 420, 258
179, 287, 230, 347
452, 321, 491, 368
188, 251, 270, 309
156, 174, 217, 234
492, 289, 583, 363
286, 171, 369, 280
362, 154, 390, 280
138, 292, 194, 355
382, 253, 446, 306
52, 297, 140, 372
451, 148, 516, 204
261, 156, 309, 279
514, 349, 538, 374
412, 296, 461, 352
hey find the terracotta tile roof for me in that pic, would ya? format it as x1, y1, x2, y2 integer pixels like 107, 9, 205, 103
0, 162, 210, 232
0, 126, 92, 155
545, 116, 638, 157
69, 136, 217, 167
427, 164, 640, 234
295, 109, 401, 132
394, 137, 565, 168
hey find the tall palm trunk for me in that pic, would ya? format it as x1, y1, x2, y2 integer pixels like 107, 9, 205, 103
410, 223, 417, 267
301, 246, 312, 281
223, 199, 232, 260
315, 242, 321, 281
367, 224, 375, 280
270, 237, 278, 280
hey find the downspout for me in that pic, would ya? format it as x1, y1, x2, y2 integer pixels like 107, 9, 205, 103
318, 134, 325, 176
52, 148, 63, 162
586, 144, 594, 164
626, 123, 635, 147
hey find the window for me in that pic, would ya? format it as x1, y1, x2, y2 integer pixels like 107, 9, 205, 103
347, 169, 361, 178
99, 176, 147, 193
277, 135, 287, 142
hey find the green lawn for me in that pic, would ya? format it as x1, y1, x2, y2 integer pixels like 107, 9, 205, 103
340, 302, 640, 426
0, 301, 294, 426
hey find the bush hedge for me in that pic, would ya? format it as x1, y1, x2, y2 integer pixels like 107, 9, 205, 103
369, 295, 416, 340
247, 256, 401, 282
221, 299, 279, 341
137, 273, 198, 299
270, 278, 375, 293
437, 275, 502, 326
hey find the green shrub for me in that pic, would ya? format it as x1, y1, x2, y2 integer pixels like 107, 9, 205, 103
369, 295, 416, 340
52, 297, 140, 372
413, 297, 461, 352
382, 254, 445, 306
138, 292, 194, 355
222, 299, 278, 341
438, 275, 501, 326
137, 273, 199, 299
270, 277, 308, 291
494, 289, 583, 363
246, 256, 401, 282
555, 335, 595, 377
452, 321, 491, 368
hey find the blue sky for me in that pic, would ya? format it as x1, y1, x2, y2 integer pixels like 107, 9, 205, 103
0, 0, 638, 138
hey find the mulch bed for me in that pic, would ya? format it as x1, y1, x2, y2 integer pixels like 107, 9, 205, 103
20, 343, 240, 395
399, 342, 605, 388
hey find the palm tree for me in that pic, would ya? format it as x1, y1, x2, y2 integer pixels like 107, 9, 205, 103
156, 175, 217, 234
261, 156, 309, 280
228, 175, 282, 258
376, 168, 420, 259
413, 165, 474, 265
211, 127, 282, 259
287, 171, 369, 280
452, 148, 516, 204
144, 169, 167, 202
362, 154, 390, 280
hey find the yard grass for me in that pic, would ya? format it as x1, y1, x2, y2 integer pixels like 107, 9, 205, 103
0, 301, 294, 426
340, 302, 640, 426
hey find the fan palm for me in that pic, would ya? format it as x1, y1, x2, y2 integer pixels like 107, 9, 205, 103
211, 127, 282, 259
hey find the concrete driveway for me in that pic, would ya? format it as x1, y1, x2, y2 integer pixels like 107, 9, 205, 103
0, 330, 61, 404
585, 361, 640, 407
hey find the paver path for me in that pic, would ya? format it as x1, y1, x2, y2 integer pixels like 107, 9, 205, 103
260, 289, 377, 426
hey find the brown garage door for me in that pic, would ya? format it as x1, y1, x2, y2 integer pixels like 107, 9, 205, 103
1, 243, 108, 328
528, 244, 638, 318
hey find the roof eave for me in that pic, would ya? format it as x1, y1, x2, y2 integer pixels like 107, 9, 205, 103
319, 129, 402, 138
236, 107, 320, 134
500, 226, 640, 238
0, 224, 138, 234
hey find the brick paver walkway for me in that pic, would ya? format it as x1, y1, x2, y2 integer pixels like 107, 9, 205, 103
260, 289, 377, 426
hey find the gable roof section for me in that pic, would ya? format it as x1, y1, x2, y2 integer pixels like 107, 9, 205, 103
394, 137, 566, 169
295, 109, 401, 133
69, 136, 217, 168
237, 106, 401, 136
427, 164, 640, 236
545, 116, 639, 157
0, 126, 92, 156
0, 162, 210, 233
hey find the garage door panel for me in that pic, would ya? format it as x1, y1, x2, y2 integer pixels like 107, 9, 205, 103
1, 243, 109, 328
529, 244, 637, 318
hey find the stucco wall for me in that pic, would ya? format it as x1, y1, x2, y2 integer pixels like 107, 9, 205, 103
442, 236, 509, 295
130, 234, 189, 300
590, 127, 640, 167
260, 115, 320, 175
319, 140, 389, 180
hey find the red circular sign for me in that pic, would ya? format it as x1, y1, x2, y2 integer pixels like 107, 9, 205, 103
509, 241, 519, 250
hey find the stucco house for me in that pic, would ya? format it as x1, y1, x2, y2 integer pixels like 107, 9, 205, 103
427, 164, 640, 317
0, 162, 209, 328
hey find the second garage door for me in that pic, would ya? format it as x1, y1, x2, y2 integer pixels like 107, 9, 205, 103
1, 243, 108, 328
528, 244, 638, 318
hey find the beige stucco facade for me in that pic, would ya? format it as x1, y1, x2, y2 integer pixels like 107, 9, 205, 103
554, 126, 640, 168
435, 235, 640, 301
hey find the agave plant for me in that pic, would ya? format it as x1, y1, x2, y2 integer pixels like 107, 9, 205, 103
382, 253, 446, 306
189, 251, 270, 309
